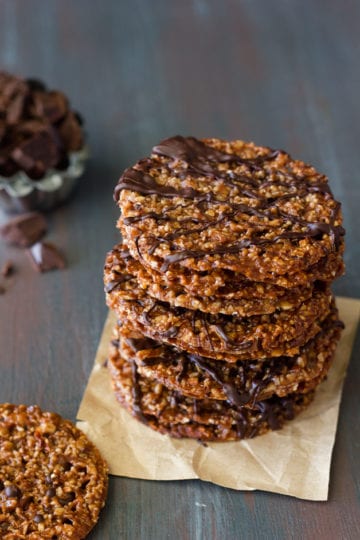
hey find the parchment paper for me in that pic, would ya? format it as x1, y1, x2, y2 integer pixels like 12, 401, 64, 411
77, 297, 360, 500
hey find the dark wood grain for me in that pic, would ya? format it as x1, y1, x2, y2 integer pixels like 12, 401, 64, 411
0, 1, 359, 538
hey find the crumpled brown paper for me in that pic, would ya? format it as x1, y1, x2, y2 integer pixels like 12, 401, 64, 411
77, 297, 360, 500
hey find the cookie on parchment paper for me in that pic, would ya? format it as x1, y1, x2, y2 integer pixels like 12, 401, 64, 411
114, 306, 343, 405
107, 345, 315, 442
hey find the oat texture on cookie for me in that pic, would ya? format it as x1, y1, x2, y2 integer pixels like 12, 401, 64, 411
0, 403, 108, 539
104, 135, 345, 442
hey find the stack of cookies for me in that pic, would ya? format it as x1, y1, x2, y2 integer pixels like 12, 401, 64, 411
104, 136, 345, 442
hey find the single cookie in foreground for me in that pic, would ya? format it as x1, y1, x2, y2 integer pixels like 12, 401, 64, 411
108, 347, 315, 442
0, 403, 108, 539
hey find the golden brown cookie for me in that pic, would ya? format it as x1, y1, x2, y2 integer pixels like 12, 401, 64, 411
108, 347, 315, 442
115, 136, 345, 286
114, 307, 343, 405
110, 243, 315, 317
104, 248, 333, 361
130, 250, 344, 294
0, 404, 108, 539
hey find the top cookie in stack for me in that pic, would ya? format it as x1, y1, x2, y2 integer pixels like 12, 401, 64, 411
115, 136, 344, 287
105, 136, 345, 442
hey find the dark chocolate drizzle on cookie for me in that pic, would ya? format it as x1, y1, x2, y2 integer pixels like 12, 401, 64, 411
105, 245, 334, 357
122, 308, 341, 409
130, 361, 149, 425
114, 136, 344, 271
126, 355, 313, 439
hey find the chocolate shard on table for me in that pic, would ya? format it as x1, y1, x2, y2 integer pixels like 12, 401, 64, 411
104, 135, 345, 442
1, 260, 14, 277
0, 211, 47, 247
28, 241, 66, 272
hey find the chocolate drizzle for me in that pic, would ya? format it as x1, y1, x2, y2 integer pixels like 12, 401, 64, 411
123, 308, 342, 410
114, 167, 203, 201
114, 136, 344, 272
125, 336, 159, 352
105, 244, 335, 359
159, 221, 344, 272
130, 361, 149, 425
124, 347, 311, 438
107, 135, 344, 442
152, 136, 281, 169
188, 354, 253, 407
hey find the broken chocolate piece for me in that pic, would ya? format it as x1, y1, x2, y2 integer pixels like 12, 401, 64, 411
6, 91, 26, 125
26, 78, 46, 92
0, 212, 47, 247
1, 260, 14, 277
11, 128, 60, 172
28, 241, 66, 272
57, 111, 84, 151
30, 90, 68, 124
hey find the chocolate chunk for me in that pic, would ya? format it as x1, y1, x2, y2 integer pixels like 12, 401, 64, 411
57, 455, 72, 470
26, 78, 47, 92
74, 111, 84, 126
16, 119, 49, 137
0, 76, 28, 125
0, 152, 18, 177
0, 119, 6, 142
0, 212, 47, 247
19, 495, 34, 510
5, 485, 21, 498
31, 90, 68, 124
6, 91, 26, 125
0, 71, 85, 182
57, 111, 84, 151
11, 129, 60, 174
45, 487, 56, 498
58, 491, 75, 505
0, 284, 5, 295
1, 260, 14, 277
28, 241, 66, 272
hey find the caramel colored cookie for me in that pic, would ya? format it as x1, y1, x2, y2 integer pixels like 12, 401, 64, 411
133, 250, 344, 295
111, 243, 315, 317
115, 136, 345, 286
104, 248, 333, 361
114, 307, 343, 405
108, 347, 315, 442
0, 404, 108, 539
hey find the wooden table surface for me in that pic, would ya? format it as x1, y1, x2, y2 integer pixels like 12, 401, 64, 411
1, 1, 359, 538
